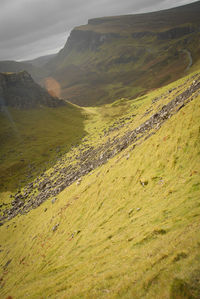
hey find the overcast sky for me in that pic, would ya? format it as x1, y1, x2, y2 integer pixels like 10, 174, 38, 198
0, 0, 198, 61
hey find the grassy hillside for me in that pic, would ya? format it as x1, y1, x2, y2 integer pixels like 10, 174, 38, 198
46, 1, 200, 106
0, 102, 86, 199
0, 71, 200, 298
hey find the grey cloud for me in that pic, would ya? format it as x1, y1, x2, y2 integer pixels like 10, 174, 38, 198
0, 0, 197, 61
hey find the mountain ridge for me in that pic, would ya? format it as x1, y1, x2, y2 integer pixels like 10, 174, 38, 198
0, 60, 48, 84
87, 0, 200, 27
45, 1, 200, 106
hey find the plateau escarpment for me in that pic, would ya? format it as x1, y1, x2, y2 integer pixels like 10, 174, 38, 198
0, 71, 65, 109
60, 30, 121, 54
46, 1, 200, 106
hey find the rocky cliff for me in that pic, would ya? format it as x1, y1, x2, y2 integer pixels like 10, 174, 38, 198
0, 71, 65, 109
59, 24, 199, 57
0, 60, 48, 83
45, 1, 200, 106
60, 29, 121, 56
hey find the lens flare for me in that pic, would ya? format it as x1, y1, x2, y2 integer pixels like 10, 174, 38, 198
44, 77, 61, 98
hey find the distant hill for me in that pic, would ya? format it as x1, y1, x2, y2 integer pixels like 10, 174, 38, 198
24, 53, 57, 68
46, 1, 200, 106
0, 71, 64, 109
0, 60, 48, 84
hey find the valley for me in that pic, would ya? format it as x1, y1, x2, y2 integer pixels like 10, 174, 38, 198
0, 70, 200, 298
45, 1, 200, 106
0, 1, 200, 298
1, 72, 200, 222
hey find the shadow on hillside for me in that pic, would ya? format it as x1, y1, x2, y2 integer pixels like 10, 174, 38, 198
0, 103, 88, 198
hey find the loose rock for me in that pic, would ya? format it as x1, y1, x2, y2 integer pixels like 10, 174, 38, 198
52, 224, 59, 232
51, 198, 57, 204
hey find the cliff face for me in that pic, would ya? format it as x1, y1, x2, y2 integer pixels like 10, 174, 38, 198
59, 24, 199, 58
0, 71, 65, 109
0, 60, 48, 84
45, 1, 200, 106
158, 25, 198, 40
59, 29, 121, 59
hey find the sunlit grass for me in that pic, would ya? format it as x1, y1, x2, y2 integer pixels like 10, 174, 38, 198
0, 71, 200, 298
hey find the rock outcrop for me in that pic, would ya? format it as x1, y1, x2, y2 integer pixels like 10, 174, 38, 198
45, 1, 200, 107
0, 60, 48, 83
158, 25, 198, 40
131, 25, 199, 40
0, 71, 65, 109
60, 29, 121, 56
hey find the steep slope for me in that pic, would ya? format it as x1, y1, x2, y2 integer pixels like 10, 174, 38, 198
0, 72, 200, 298
2, 72, 200, 221
46, 1, 200, 106
0, 104, 87, 196
0, 71, 87, 197
0, 71, 64, 109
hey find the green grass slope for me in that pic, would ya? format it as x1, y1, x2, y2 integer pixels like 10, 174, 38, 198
0, 102, 87, 198
46, 1, 200, 106
0, 72, 200, 298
